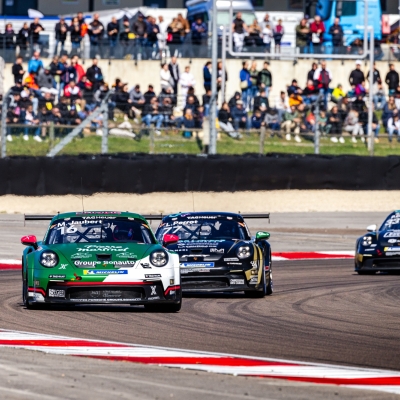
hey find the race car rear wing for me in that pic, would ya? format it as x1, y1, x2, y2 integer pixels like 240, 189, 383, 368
24, 213, 270, 223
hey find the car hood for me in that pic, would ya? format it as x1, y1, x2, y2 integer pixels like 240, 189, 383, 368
45, 243, 156, 263
166, 239, 252, 261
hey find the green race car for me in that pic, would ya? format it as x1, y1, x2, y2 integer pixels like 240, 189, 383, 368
21, 211, 182, 312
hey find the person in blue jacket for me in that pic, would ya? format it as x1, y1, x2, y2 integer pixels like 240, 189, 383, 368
203, 61, 212, 92
239, 61, 252, 110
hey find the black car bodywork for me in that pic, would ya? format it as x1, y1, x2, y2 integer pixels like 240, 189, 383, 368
355, 210, 400, 274
155, 212, 273, 296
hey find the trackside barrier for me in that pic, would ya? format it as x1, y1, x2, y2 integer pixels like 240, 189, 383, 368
1, 153, 400, 195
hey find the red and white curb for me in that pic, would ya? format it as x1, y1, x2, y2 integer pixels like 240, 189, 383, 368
0, 329, 399, 395
0, 252, 355, 270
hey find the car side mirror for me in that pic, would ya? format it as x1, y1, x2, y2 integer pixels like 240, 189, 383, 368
21, 235, 38, 249
256, 231, 270, 242
163, 234, 179, 247
367, 224, 377, 232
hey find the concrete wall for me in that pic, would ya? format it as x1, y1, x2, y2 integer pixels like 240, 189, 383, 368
38, 0, 90, 15
3, 58, 387, 105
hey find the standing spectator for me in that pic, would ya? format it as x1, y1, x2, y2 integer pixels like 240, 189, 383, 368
367, 63, 382, 85
119, 18, 133, 58
179, 65, 196, 107
203, 61, 212, 92
232, 12, 248, 52
262, 23, 273, 53
257, 61, 272, 97
261, 13, 274, 31
160, 63, 172, 91
133, 14, 147, 59
71, 55, 85, 82
217, 60, 228, 95
12, 56, 25, 84
88, 14, 104, 59
54, 17, 68, 56
70, 17, 83, 56
328, 18, 344, 54
177, 13, 190, 47
4, 23, 15, 61
158, 16, 168, 58
239, 61, 252, 110
296, 18, 310, 54
107, 17, 119, 58
86, 57, 103, 92
146, 16, 159, 59
17, 23, 30, 54
249, 61, 259, 106
168, 56, 180, 95
191, 17, 207, 57
385, 64, 399, 95
307, 62, 318, 85
30, 17, 44, 51
28, 51, 44, 76
310, 15, 325, 54
349, 60, 365, 86
273, 19, 284, 53
247, 19, 262, 47
202, 88, 211, 117
314, 61, 332, 109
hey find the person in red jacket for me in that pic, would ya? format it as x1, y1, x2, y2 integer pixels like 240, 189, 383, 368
310, 16, 325, 54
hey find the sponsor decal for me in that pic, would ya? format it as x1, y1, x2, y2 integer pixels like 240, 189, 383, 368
148, 296, 160, 300
59, 264, 68, 269
250, 277, 258, 283
210, 248, 224, 253
384, 247, 400, 251
71, 253, 92, 259
224, 257, 239, 262
186, 215, 218, 219
141, 262, 151, 268
145, 274, 162, 278
49, 274, 66, 279
227, 262, 242, 265
74, 261, 101, 267
150, 286, 157, 296
230, 279, 245, 285
250, 261, 258, 268
365, 249, 375, 252
48, 289, 65, 297
388, 239, 398, 243
82, 270, 128, 275
384, 232, 400, 238
180, 262, 215, 268
76, 211, 121, 215
79, 245, 129, 252
72, 298, 141, 302
116, 252, 137, 258
386, 252, 400, 256
370, 244, 377, 247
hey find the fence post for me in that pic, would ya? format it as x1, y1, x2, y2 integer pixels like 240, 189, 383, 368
149, 128, 155, 154
314, 92, 321, 155
1, 89, 10, 158
259, 126, 266, 155
49, 121, 55, 149
101, 106, 108, 154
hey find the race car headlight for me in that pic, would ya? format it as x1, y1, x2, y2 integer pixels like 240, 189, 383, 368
236, 245, 252, 259
40, 251, 59, 268
362, 236, 373, 246
150, 250, 168, 267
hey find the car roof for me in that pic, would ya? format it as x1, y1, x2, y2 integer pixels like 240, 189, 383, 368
51, 211, 148, 222
162, 212, 244, 221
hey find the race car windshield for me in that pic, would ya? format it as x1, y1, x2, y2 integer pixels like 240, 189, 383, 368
380, 213, 400, 231
156, 217, 250, 241
45, 217, 155, 245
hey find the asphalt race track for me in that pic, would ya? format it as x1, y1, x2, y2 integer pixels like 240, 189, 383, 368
1, 259, 400, 371
1, 212, 399, 399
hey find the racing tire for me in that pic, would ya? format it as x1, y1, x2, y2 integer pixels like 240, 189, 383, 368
245, 269, 267, 298
22, 279, 35, 309
266, 271, 273, 295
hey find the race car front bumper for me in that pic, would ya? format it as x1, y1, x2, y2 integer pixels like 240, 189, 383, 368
28, 281, 181, 305
180, 271, 269, 293
356, 255, 400, 272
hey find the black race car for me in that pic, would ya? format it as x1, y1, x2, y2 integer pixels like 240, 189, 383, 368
355, 210, 400, 274
155, 212, 273, 297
